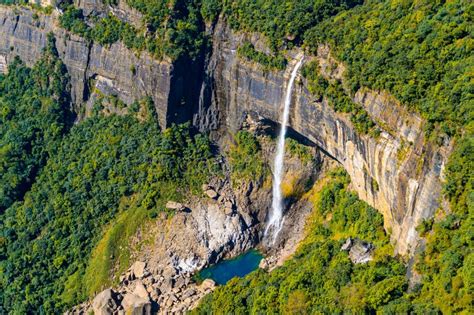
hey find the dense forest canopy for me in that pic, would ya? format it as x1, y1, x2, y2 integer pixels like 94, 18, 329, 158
58, 0, 206, 60
0, 35, 72, 212
0, 42, 218, 312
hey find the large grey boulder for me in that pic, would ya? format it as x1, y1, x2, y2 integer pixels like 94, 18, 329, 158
166, 201, 186, 211
130, 261, 146, 279
121, 282, 151, 315
92, 289, 118, 315
341, 238, 374, 264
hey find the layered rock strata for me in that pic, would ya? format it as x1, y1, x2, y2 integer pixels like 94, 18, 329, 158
207, 20, 452, 254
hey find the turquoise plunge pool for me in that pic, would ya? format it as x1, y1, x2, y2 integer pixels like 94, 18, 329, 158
197, 250, 264, 285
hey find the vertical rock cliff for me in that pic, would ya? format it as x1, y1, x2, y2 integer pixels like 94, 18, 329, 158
0, 5, 452, 255
205, 19, 452, 255
0, 6, 199, 128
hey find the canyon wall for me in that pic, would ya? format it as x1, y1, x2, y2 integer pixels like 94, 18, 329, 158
206, 20, 452, 254
0, 6, 452, 254
0, 6, 179, 128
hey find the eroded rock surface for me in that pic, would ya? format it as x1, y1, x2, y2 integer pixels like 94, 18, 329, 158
0, 6, 173, 127
70, 177, 261, 314
341, 238, 374, 264
207, 20, 452, 255
0, 3, 454, 312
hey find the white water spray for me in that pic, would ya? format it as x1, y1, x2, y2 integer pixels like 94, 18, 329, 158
265, 56, 304, 242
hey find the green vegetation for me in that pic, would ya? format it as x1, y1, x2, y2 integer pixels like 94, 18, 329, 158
443, 135, 474, 214
0, 0, 33, 5
81, 194, 153, 299
195, 165, 474, 313
238, 42, 287, 71
154, 1, 474, 311
58, 5, 90, 38
0, 47, 218, 312
228, 131, 268, 184
7, 1, 474, 138
0, 0, 22, 4
59, 0, 206, 60
0, 1, 472, 313
194, 168, 412, 313
305, 0, 473, 138
286, 138, 313, 165
412, 133, 473, 313
219, 0, 362, 51
1, 113, 217, 312
59, 7, 147, 51
0, 35, 72, 211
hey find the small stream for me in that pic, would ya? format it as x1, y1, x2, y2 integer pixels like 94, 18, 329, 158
196, 250, 264, 285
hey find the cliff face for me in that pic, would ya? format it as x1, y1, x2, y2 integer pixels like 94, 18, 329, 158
206, 20, 452, 255
0, 6, 178, 127
0, 6, 451, 255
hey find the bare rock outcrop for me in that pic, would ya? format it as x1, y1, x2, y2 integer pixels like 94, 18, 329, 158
165, 201, 186, 211
130, 261, 147, 279
92, 289, 118, 315
341, 238, 374, 264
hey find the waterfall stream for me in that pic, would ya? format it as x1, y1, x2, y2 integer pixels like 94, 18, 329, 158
265, 57, 304, 242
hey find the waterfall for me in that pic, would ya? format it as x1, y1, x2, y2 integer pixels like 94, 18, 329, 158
265, 56, 304, 242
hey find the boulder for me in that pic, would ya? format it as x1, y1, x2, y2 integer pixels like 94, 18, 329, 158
92, 289, 118, 315
161, 278, 174, 292
258, 258, 269, 270
122, 288, 151, 315
166, 201, 185, 211
130, 261, 146, 279
165, 298, 173, 308
341, 238, 352, 251
169, 293, 178, 303
182, 289, 196, 299
224, 200, 234, 209
200, 279, 216, 291
174, 277, 185, 290
133, 281, 149, 299
205, 189, 218, 199
341, 238, 374, 264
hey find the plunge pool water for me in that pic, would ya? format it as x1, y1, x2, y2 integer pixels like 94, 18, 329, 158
196, 250, 264, 285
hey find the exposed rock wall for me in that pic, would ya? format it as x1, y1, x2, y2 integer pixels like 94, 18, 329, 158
207, 20, 452, 255
0, 6, 172, 127
0, 5, 452, 255
73, 0, 144, 29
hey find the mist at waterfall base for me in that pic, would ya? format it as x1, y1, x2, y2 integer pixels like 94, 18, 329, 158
265, 57, 304, 243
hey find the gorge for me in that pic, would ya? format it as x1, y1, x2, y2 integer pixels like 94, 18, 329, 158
0, 1, 471, 314
0, 4, 448, 255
